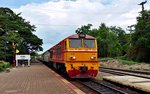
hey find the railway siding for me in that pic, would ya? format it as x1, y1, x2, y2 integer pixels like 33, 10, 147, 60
100, 68, 150, 79
103, 75, 150, 93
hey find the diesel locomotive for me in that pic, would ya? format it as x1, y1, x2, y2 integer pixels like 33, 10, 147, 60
42, 33, 99, 78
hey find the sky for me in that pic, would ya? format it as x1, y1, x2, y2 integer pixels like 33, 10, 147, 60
0, 0, 150, 53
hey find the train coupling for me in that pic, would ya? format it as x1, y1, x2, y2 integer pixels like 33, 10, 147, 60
80, 66, 88, 72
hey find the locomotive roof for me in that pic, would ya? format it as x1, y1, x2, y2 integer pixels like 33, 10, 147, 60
67, 34, 95, 39
43, 34, 95, 53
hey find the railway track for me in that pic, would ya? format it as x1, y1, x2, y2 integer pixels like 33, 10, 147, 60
41, 60, 144, 94
100, 67, 150, 79
77, 79, 127, 94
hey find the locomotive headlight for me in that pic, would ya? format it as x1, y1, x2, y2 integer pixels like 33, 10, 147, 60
90, 56, 96, 60
70, 56, 76, 60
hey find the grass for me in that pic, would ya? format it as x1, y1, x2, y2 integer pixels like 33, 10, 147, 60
143, 69, 150, 71
96, 75, 103, 80
117, 59, 140, 65
99, 57, 140, 65
99, 57, 114, 62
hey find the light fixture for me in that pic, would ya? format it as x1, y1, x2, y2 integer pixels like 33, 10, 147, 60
70, 56, 76, 60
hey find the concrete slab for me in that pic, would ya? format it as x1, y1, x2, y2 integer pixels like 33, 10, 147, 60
104, 75, 150, 93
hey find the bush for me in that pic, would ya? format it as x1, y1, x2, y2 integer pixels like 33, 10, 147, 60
0, 62, 10, 72
0, 63, 4, 72
3, 62, 10, 68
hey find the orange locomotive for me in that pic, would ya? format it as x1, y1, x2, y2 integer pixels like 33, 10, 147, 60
42, 33, 99, 78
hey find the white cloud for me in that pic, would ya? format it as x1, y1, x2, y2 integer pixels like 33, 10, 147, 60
12, 0, 150, 53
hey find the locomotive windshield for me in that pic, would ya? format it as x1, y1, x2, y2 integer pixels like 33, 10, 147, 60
69, 39, 82, 48
84, 39, 95, 48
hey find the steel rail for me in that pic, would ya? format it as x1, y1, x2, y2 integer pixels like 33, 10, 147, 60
78, 79, 127, 94
100, 67, 150, 79
100, 67, 150, 75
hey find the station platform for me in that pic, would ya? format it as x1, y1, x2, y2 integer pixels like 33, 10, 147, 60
0, 63, 85, 94
103, 75, 150, 93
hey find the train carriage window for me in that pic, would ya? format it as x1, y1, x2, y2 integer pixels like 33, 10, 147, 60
84, 39, 95, 48
69, 39, 82, 48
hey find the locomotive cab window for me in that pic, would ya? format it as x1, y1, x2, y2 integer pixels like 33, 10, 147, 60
84, 39, 95, 48
69, 39, 82, 48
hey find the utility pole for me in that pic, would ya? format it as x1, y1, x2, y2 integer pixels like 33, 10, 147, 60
138, 1, 147, 11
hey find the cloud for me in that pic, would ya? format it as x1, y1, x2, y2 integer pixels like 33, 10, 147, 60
0, 0, 50, 8
12, 0, 150, 53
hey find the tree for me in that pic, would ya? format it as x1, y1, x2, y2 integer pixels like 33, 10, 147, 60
75, 23, 123, 57
75, 24, 92, 34
0, 7, 43, 63
97, 23, 122, 57
129, 10, 150, 62
110, 26, 129, 56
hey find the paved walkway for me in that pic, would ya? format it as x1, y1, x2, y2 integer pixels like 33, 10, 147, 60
0, 63, 84, 94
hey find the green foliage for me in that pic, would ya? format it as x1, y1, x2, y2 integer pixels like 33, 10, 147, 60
118, 59, 140, 65
96, 75, 103, 80
2, 62, 10, 68
75, 9, 150, 63
99, 57, 140, 65
75, 24, 92, 35
76, 23, 128, 58
0, 7, 43, 62
99, 57, 114, 62
0, 61, 10, 72
0, 63, 4, 71
129, 10, 150, 62
110, 26, 130, 55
